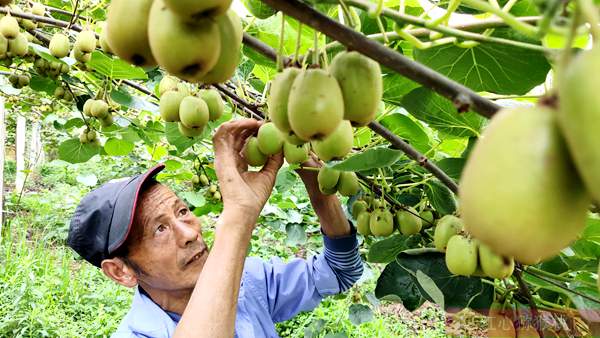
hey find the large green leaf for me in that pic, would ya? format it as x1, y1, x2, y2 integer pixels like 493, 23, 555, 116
413, 30, 550, 95
401, 87, 485, 137
58, 139, 102, 163
570, 218, 600, 260
382, 73, 420, 106
380, 112, 431, 154
375, 252, 493, 312
104, 138, 134, 156
367, 234, 422, 263
165, 122, 202, 153
435, 158, 466, 181
332, 147, 403, 172
88, 51, 148, 80
348, 304, 374, 325
424, 179, 457, 216
29, 76, 58, 95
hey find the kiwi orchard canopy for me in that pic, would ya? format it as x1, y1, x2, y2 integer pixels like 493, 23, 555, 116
0, 0, 600, 336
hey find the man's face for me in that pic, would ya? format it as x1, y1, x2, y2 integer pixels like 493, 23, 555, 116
126, 183, 209, 291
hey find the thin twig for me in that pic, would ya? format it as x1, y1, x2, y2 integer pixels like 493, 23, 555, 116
514, 264, 544, 337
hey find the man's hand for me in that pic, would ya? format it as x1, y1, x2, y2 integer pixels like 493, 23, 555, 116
296, 155, 351, 238
213, 119, 284, 223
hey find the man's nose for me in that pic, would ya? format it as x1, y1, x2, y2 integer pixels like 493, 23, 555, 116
174, 220, 200, 247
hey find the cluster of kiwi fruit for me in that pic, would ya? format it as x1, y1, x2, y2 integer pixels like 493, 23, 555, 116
352, 198, 431, 238
48, 28, 96, 64
190, 163, 220, 201
53, 86, 74, 102
7, 71, 29, 89
433, 215, 514, 279
242, 51, 382, 183
266, 51, 382, 159
158, 76, 225, 138
33, 56, 70, 79
83, 98, 114, 128
459, 44, 600, 266
0, 12, 30, 60
78, 128, 99, 145
106, 0, 242, 85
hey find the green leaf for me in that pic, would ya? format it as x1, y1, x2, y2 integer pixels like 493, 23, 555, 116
164, 159, 183, 171
104, 138, 134, 156
58, 139, 101, 164
565, 280, 600, 323
367, 234, 422, 263
165, 122, 202, 153
380, 112, 431, 154
402, 87, 485, 137
382, 73, 420, 105
424, 179, 457, 216
416, 270, 445, 309
413, 29, 550, 95
111, 87, 157, 111
571, 217, 600, 260
332, 147, 403, 172
353, 127, 372, 148
348, 304, 374, 325
29, 76, 58, 95
375, 252, 493, 311
63, 118, 85, 130
435, 158, 466, 181
285, 223, 306, 245
180, 191, 206, 208
88, 51, 148, 80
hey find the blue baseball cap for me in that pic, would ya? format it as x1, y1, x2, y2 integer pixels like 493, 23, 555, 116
67, 164, 165, 267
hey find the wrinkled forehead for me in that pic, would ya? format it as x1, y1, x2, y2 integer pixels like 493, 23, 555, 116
131, 183, 180, 236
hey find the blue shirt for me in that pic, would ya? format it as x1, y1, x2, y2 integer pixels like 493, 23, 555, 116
112, 228, 363, 338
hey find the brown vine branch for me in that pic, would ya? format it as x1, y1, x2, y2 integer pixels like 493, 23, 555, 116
33, 2, 90, 22
243, 33, 295, 67
0, 7, 83, 32
259, 0, 500, 118
514, 264, 544, 337
368, 121, 459, 193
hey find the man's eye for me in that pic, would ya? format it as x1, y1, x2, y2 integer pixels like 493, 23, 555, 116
156, 224, 166, 233
179, 208, 189, 216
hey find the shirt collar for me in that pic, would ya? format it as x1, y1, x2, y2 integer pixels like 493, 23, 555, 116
122, 287, 178, 336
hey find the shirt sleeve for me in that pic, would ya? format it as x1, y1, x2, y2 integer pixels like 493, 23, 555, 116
244, 223, 363, 323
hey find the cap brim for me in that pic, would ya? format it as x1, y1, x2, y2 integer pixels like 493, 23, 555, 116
107, 164, 165, 254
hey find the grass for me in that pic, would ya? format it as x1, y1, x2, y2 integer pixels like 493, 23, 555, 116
0, 159, 448, 337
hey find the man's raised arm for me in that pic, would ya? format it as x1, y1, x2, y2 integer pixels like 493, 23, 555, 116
173, 119, 283, 338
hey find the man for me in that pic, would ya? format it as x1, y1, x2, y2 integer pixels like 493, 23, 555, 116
67, 119, 363, 338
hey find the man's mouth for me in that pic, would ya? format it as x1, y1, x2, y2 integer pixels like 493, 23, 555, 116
186, 248, 207, 266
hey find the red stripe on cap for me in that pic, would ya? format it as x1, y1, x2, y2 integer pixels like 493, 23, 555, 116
111, 163, 165, 252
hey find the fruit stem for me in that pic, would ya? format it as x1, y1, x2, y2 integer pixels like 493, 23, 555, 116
459, 0, 539, 38
313, 29, 319, 66
293, 22, 303, 64
338, 0, 356, 29
577, 0, 600, 41
556, 7, 580, 84
376, 17, 389, 44
513, 266, 544, 336
298, 166, 320, 172
277, 13, 286, 72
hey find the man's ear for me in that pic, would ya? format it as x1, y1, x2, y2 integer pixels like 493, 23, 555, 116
101, 258, 138, 288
